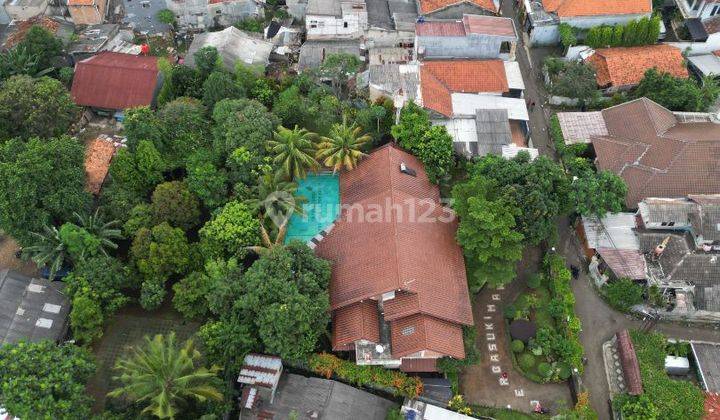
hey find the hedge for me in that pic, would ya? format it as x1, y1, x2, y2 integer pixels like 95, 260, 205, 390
585, 16, 661, 48
307, 353, 423, 398
629, 331, 705, 420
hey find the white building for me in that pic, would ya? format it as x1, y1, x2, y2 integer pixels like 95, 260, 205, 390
305, 0, 368, 40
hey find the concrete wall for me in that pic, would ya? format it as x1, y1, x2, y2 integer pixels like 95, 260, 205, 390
530, 23, 559, 46
306, 9, 366, 39
4, 0, 49, 21
561, 12, 650, 29
209, 0, 263, 27
166, 0, 208, 28
669, 33, 720, 55
287, 0, 306, 20
424, 2, 493, 19
417, 34, 506, 59
0, 4, 11, 23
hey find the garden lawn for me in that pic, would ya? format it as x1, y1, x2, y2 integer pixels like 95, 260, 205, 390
629, 330, 705, 420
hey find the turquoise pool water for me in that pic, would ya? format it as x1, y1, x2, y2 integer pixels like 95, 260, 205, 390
285, 173, 340, 244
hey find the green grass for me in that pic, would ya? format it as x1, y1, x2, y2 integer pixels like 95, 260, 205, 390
470, 405, 546, 419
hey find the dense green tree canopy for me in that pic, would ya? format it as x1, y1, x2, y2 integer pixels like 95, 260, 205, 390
18, 25, 63, 69
150, 181, 201, 231
202, 71, 242, 111
572, 169, 628, 216
212, 98, 279, 162
0, 340, 96, 419
0, 136, 90, 245
0, 75, 78, 140
469, 153, 571, 244
452, 175, 524, 290
157, 97, 210, 167
634, 68, 720, 112
199, 200, 259, 260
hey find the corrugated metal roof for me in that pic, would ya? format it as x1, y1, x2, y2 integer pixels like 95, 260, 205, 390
556, 111, 608, 145
582, 213, 639, 250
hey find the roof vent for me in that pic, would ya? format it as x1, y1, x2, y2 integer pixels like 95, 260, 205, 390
399, 162, 416, 177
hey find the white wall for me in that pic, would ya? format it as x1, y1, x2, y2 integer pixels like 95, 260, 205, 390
669, 33, 720, 55
306, 8, 366, 39
562, 12, 651, 29
530, 23, 559, 46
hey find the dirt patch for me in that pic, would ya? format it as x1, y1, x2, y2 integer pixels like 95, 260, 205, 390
0, 235, 37, 276
86, 301, 200, 412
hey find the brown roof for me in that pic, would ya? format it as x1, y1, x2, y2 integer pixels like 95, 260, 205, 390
543, 0, 651, 17
71, 52, 159, 110
616, 329, 643, 395
593, 98, 720, 207
586, 45, 688, 88
390, 314, 465, 359
332, 300, 380, 351
4, 16, 61, 48
315, 144, 473, 360
84, 138, 116, 195
419, 0, 497, 14
416, 15, 516, 38
705, 16, 720, 35
596, 248, 646, 280
399, 357, 439, 372
420, 60, 509, 117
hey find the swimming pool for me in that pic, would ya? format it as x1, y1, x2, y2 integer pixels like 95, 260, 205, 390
285, 173, 340, 244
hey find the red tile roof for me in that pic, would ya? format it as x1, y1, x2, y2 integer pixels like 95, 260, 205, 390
420, 60, 509, 117
390, 314, 465, 359
84, 138, 116, 195
419, 0, 498, 14
543, 0, 651, 17
586, 45, 688, 88
594, 98, 720, 207
416, 15, 516, 37
315, 144, 473, 361
332, 300, 380, 351
616, 329, 643, 395
705, 393, 720, 420
399, 357, 439, 372
71, 52, 159, 110
4, 16, 62, 48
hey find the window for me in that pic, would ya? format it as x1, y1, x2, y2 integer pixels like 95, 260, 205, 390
343, 21, 348, 28
713, 5, 720, 15
401, 326, 415, 336
141, 1, 149, 8
668, 222, 675, 226
661, 222, 668, 226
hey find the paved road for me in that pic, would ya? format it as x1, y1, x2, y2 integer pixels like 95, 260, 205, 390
498, 3, 720, 418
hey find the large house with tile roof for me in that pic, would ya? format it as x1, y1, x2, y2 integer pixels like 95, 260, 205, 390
556, 98, 720, 208
314, 144, 474, 372
585, 45, 688, 92
522, 0, 652, 46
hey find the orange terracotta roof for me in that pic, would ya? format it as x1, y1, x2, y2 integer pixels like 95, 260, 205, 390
586, 45, 688, 88
68, 0, 97, 5
705, 393, 720, 420
390, 314, 465, 359
420, 60, 509, 117
543, 0, 651, 17
4, 16, 60, 48
332, 300, 380, 351
315, 144, 473, 361
84, 138, 116, 195
419, 0, 497, 14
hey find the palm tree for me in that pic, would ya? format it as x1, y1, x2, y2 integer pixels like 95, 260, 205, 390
108, 333, 223, 419
0, 45, 53, 79
268, 125, 319, 180
316, 118, 371, 172
245, 169, 305, 219
247, 217, 289, 255
74, 208, 123, 256
23, 225, 67, 280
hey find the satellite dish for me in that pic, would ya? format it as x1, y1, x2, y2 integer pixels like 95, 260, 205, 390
375, 344, 384, 353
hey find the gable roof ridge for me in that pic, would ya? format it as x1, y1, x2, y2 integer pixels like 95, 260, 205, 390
640, 97, 677, 135
386, 146, 404, 292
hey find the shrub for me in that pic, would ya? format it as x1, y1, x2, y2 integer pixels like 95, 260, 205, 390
604, 278, 644, 311
519, 353, 536, 370
511, 339, 525, 353
308, 353, 423, 398
503, 304, 517, 319
527, 274, 542, 289
558, 23, 577, 50
558, 362, 572, 379
537, 362, 553, 378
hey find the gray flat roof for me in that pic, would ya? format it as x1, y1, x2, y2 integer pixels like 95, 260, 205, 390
0, 269, 70, 345
692, 342, 720, 392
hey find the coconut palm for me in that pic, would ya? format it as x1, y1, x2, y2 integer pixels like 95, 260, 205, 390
108, 332, 223, 419
23, 225, 67, 280
245, 169, 306, 219
247, 217, 289, 255
74, 208, 123, 256
316, 119, 371, 172
268, 125, 319, 180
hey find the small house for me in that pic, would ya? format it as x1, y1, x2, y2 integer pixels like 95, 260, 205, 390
305, 0, 368, 40
68, 0, 108, 24
415, 14, 518, 60
71, 52, 162, 115
0, 269, 70, 344
184, 26, 273, 71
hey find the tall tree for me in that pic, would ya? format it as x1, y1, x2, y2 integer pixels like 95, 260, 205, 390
193, 46, 221, 80
199, 200, 260, 261
202, 71, 242, 111
108, 333, 223, 419
0, 136, 90, 245
452, 175, 525, 291
157, 97, 210, 168
0, 75, 78, 139
269, 125, 320, 180
0, 341, 96, 419
149, 181, 201, 231
316, 118, 371, 172
212, 98, 279, 162
18, 25, 62, 69
572, 169, 628, 216
634, 68, 719, 112
318, 53, 361, 98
